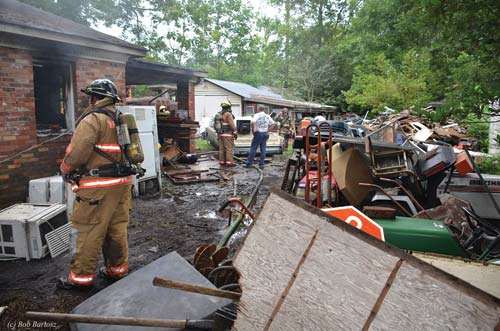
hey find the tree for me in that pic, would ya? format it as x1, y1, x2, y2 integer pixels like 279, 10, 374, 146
344, 51, 433, 113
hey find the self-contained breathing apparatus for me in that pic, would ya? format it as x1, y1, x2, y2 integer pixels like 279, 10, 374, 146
214, 112, 223, 134
71, 109, 145, 183
215, 100, 235, 135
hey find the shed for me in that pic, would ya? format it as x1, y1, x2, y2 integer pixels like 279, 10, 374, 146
195, 78, 336, 133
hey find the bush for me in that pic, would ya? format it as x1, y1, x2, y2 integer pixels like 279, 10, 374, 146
476, 154, 500, 175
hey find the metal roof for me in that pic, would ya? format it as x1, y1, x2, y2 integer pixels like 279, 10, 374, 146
205, 78, 284, 100
0, 0, 146, 56
204, 78, 336, 111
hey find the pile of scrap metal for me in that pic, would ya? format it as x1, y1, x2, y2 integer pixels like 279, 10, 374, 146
360, 108, 479, 150
282, 120, 500, 263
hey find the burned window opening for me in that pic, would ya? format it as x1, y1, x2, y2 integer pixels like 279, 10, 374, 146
33, 60, 74, 134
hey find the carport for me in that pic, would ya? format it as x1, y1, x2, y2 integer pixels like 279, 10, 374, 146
126, 58, 208, 152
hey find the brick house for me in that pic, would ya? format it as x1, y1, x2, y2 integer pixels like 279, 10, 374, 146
0, 0, 205, 207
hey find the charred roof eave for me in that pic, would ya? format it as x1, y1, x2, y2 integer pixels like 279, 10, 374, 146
0, 22, 146, 57
126, 58, 207, 86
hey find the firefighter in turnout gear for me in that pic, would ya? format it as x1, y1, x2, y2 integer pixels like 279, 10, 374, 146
278, 107, 292, 149
58, 79, 132, 289
218, 100, 237, 166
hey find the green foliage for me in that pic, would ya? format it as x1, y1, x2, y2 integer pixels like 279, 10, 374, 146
131, 85, 150, 98
464, 114, 490, 153
444, 53, 496, 117
20, 0, 500, 119
476, 154, 500, 176
195, 139, 215, 151
344, 51, 433, 114
412, 106, 453, 124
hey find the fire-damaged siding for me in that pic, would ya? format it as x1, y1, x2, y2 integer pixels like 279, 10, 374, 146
0, 47, 127, 208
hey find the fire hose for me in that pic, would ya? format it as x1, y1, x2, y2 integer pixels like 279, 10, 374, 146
216, 156, 263, 250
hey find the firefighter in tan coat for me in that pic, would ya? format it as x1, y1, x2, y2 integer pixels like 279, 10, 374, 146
218, 101, 238, 166
58, 79, 132, 289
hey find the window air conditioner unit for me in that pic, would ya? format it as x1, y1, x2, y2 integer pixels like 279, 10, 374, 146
0, 203, 70, 261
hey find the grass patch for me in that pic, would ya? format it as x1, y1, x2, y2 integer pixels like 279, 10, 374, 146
195, 138, 215, 151
283, 142, 294, 157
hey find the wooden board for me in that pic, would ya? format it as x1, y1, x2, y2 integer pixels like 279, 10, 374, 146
232, 189, 500, 331
269, 221, 398, 331
414, 253, 500, 299
371, 263, 498, 331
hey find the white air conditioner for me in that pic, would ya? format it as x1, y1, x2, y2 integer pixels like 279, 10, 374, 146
28, 175, 75, 220
0, 203, 69, 261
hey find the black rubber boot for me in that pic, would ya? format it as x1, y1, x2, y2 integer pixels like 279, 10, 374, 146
57, 277, 92, 290
97, 267, 127, 281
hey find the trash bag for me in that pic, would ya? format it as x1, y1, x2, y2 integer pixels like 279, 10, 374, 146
178, 153, 198, 164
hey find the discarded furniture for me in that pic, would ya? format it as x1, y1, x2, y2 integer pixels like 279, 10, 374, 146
365, 136, 415, 178
331, 147, 373, 207
416, 145, 456, 178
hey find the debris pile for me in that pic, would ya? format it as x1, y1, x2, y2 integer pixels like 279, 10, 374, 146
362, 109, 478, 149
282, 109, 500, 265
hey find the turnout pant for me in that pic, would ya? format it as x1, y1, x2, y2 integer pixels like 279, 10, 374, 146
69, 184, 132, 285
218, 135, 235, 165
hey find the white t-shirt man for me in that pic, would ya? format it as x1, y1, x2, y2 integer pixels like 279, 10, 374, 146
252, 112, 275, 133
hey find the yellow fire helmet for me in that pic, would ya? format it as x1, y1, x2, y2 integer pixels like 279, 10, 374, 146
220, 100, 232, 108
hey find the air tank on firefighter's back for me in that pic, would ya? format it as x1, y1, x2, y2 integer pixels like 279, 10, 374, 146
121, 113, 144, 164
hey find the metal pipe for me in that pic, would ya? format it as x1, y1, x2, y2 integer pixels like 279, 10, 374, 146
25, 311, 214, 329
148, 89, 170, 104
319, 122, 333, 206
153, 277, 241, 300
218, 198, 255, 221
358, 183, 413, 217
305, 124, 321, 207
217, 156, 263, 249
379, 178, 430, 218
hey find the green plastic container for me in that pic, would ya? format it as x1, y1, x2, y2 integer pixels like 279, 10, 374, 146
373, 216, 467, 258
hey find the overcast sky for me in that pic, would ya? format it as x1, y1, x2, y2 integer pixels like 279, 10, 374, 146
94, 0, 279, 39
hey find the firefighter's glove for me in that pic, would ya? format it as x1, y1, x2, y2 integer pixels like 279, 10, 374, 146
62, 171, 81, 184
62, 172, 73, 184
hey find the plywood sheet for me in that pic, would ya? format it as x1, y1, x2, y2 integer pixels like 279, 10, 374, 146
233, 194, 321, 331
370, 262, 499, 331
415, 253, 500, 299
233, 190, 500, 331
269, 221, 397, 331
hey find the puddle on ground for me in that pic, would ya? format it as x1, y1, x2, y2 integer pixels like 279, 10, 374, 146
194, 210, 219, 219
